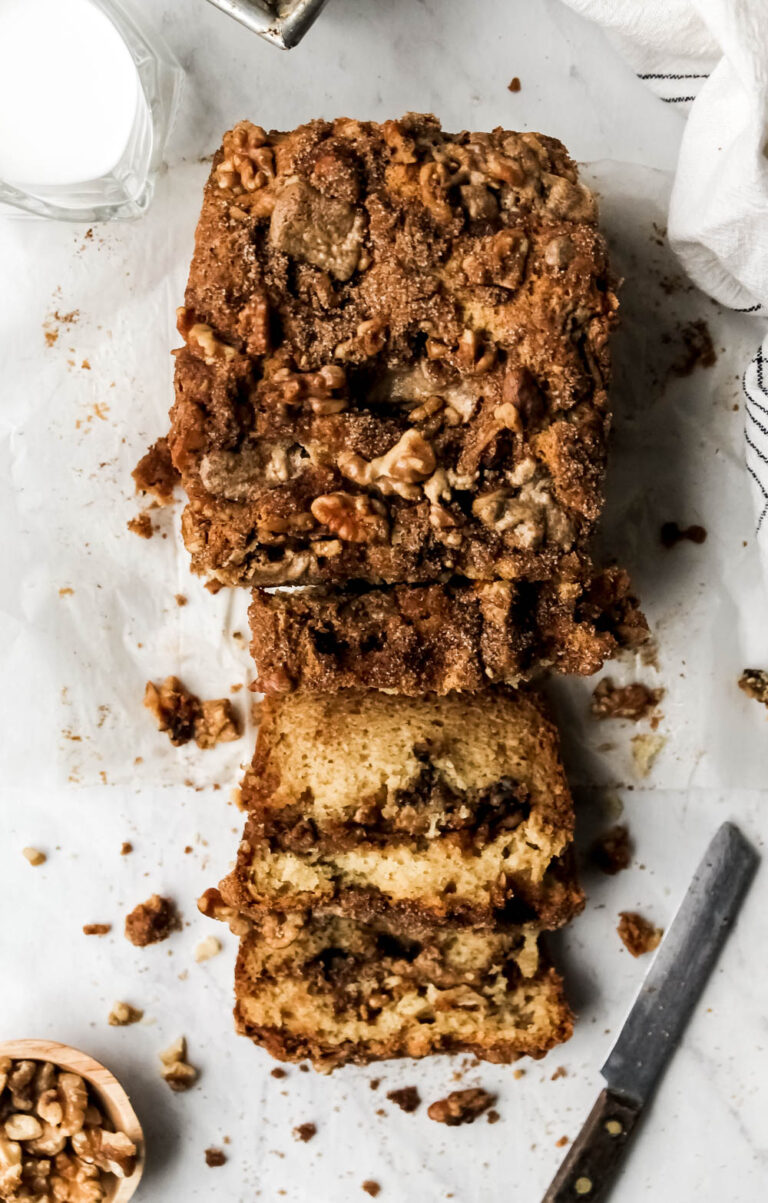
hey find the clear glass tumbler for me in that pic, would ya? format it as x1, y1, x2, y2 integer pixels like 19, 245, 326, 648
0, 0, 183, 222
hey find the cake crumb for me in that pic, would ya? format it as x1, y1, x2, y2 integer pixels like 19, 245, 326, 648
386, 1086, 421, 1113
487, 1110, 500, 1124
555, 1135, 569, 1148
293, 1123, 317, 1143
551, 1066, 567, 1081
427, 1088, 496, 1126
108, 1001, 144, 1027
144, 676, 240, 749
58, 587, 74, 597
132, 436, 179, 505
271, 1068, 287, 1080
362, 1183, 381, 1198
127, 512, 154, 539
618, 912, 663, 957
120, 841, 133, 855
22, 847, 46, 867
194, 935, 222, 963
205, 1148, 226, 1167
670, 318, 717, 377
739, 668, 768, 707
175, 594, 188, 607
124, 894, 180, 946
513, 1068, 525, 1080
590, 679, 663, 722
83, 923, 111, 936
205, 579, 224, 595
631, 733, 666, 778
660, 521, 707, 548
590, 825, 631, 875
508, 76, 521, 92
369, 1078, 381, 1091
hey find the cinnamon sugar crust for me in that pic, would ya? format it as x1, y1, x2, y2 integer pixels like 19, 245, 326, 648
168, 113, 617, 588
249, 566, 647, 696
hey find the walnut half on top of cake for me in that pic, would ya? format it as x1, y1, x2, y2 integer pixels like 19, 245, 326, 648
219, 687, 584, 930
168, 113, 617, 588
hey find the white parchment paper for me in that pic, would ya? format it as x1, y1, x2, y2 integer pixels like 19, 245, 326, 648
2, 2, 768, 1201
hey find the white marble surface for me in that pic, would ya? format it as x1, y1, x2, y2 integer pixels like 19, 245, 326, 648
2, 2, 768, 1201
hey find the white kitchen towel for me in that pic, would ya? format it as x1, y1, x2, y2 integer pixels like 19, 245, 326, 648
560, 0, 768, 553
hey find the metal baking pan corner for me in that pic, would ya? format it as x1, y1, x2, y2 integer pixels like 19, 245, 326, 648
205, 0, 328, 48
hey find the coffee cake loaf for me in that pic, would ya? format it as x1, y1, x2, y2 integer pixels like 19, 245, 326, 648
249, 566, 647, 695
169, 113, 617, 588
203, 899, 572, 1070
219, 688, 583, 929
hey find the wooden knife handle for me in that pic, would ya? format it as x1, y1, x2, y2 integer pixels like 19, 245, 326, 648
541, 1088, 642, 1203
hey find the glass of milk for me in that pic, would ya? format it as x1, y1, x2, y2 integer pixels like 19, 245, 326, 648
0, 0, 183, 221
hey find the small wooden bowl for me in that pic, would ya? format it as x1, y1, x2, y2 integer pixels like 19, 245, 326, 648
0, 1039, 144, 1202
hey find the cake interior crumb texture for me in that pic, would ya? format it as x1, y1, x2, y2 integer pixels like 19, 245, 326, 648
228, 909, 572, 1070
168, 113, 617, 589
220, 687, 584, 929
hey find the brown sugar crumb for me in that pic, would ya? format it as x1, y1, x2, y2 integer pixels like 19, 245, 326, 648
144, 676, 241, 749
617, 912, 663, 957
590, 825, 631, 876
121, 841, 133, 855
487, 1109, 500, 1124
386, 1086, 421, 1113
108, 1001, 144, 1026
670, 319, 717, 377
551, 1066, 567, 1081
508, 76, 521, 92
271, 1067, 287, 1079
427, 1088, 496, 1126
22, 847, 46, 867
739, 669, 768, 707
127, 511, 154, 539
132, 436, 179, 505
293, 1123, 317, 1143
83, 923, 111, 936
124, 893, 181, 946
591, 679, 663, 722
660, 521, 707, 548
362, 1183, 381, 1198
205, 1148, 226, 1167
555, 1135, 569, 1148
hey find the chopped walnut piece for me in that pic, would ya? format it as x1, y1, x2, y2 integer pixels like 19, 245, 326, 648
194, 935, 222, 963
5, 1114, 43, 1141
339, 429, 436, 500
591, 678, 663, 722
197, 888, 252, 936
617, 912, 663, 957
205, 1147, 227, 1167
82, 924, 111, 937
0, 1133, 22, 1196
590, 825, 631, 876
427, 1087, 496, 1126
72, 1127, 137, 1179
8, 1061, 37, 1111
132, 436, 179, 505
108, 1002, 144, 1027
144, 676, 241, 749
159, 1037, 198, 1092
124, 894, 181, 947
310, 492, 388, 543
739, 668, 768, 707
22, 847, 46, 867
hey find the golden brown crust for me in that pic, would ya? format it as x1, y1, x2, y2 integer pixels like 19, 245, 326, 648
248, 566, 647, 696
168, 114, 617, 588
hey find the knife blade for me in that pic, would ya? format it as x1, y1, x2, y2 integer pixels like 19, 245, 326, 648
542, 821, 758, 1203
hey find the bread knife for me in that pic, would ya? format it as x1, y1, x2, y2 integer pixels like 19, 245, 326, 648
543, 821, 758, 1203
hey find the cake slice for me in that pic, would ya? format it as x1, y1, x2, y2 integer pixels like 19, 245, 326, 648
200, 894, 572, 1070
168, 113, 617, 589
219, 688, 583, 929
249, 566, 648, 696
